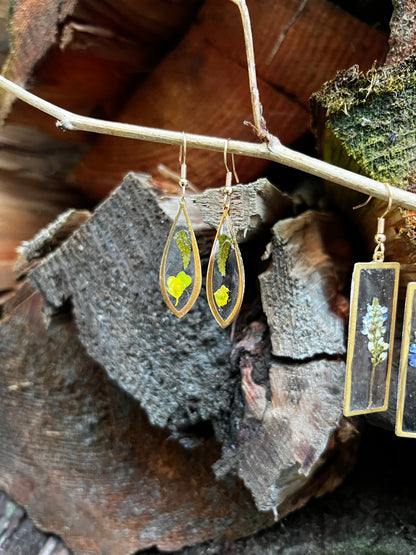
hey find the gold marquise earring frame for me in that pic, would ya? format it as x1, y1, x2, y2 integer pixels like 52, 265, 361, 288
344, 183, 400, 416
159, 133, 202, 318
206, 140, 245, 328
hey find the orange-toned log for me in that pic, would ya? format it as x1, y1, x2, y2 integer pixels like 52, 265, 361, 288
73, 0, 388, 198
201, 0, 388, 106
73, 24, 306, 197
2, 0, 202, 139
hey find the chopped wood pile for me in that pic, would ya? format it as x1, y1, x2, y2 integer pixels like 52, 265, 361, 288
2, 0, 416, 554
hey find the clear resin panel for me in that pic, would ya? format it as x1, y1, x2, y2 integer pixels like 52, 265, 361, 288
159, 202, 201, 318
396, 282, 416, 437
344, 262, 399, 416
206, 212, 244, 328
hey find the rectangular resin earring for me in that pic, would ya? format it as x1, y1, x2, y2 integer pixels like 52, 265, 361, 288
206, 140, 245, 328
396, 281, 416, 437
344, 184, 400, 416
159, 133, 202, 317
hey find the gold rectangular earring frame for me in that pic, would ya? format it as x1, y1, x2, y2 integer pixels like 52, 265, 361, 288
396, 282, 416, 438
344, 261, 400, 416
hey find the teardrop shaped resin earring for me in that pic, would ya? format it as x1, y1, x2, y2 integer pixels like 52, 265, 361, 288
159, 134, 202, 317
206, 141, 245, 328
344, 184, 400, 416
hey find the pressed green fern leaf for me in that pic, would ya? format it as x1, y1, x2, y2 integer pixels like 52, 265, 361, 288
217, 234, 232, 276
175, 230, 191, 269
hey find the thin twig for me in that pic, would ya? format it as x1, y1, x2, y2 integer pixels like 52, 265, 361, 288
266, 0, 308, 65
1, 75, 416, 211
229, 0, 269, 139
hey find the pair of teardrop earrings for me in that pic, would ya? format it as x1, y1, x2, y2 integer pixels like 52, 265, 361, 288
159, 135, 245, 328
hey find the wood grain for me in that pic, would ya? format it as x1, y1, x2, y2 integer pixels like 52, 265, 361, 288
0, 281, 273, 554
259, 211, 351, 358
214, 320, 357, 515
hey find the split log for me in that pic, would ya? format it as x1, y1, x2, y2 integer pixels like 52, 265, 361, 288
17, 173, 356, 525
29, 174, 235, 434
1, 0, 201, 134
214, 325, 354, 515
258, 211, 350, 359
0, 281, 273, 554
214, 211, 354, 514
0, 0, 204, 282
0, 2, 395, 549
194, 178, 292, 242
0, 125, 88, 293
0, 0, 390, 293
25, 175, 289, 437
199, 0, 388, 106
14, 208, 91, 277
0, 174, 357, 551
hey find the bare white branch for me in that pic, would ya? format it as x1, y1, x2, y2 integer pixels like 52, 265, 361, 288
0, 75, 415, 211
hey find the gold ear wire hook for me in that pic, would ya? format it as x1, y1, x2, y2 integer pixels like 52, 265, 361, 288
223, 139, 234, 209
179, 132, 188, 198
353, 182, 393, 216
223, 139, 239, 184
231, 152, 239, 184
379, 182, 393, 219
224, 138, 230, 174
352, 183, 393, 263
373, 183, 393, 263
179, 131, 187, 166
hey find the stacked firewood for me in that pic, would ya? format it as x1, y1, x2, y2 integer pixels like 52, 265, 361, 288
2, 1, 415, 554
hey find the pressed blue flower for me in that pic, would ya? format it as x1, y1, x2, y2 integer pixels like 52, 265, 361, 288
361, 297, 389, 368
408, 332, 416, 367
362, 297, 390, 410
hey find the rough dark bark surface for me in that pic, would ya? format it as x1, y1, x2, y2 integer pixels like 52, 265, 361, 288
194, 179, 292, 242
139, 427, 416, 554
29, 173, 236, 436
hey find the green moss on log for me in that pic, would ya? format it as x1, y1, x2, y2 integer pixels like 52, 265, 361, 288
311, 56, 416, 189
